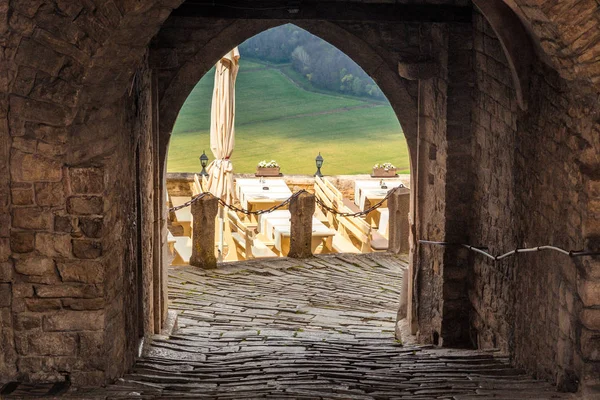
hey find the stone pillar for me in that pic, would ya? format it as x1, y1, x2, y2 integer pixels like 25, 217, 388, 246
189, 194, 218, 268
388, 186, 411, 254
288, 192, 315, 259
391, 185, 411, 320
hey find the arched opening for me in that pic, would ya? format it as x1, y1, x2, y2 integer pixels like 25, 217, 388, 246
157, 20, 419, 268
160, 23, 416, 347
167, 24, 410, 176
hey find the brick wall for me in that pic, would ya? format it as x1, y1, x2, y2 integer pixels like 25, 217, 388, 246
468, 11, 600, 390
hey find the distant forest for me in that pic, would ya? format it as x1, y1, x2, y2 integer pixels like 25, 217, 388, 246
239, 24, 386, 101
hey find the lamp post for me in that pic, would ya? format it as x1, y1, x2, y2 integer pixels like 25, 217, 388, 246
199, 151, 209, 177
315, 152, 324, 177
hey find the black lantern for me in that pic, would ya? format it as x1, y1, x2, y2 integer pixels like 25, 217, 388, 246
199, 151, 209, 177
314, 152, 324, 177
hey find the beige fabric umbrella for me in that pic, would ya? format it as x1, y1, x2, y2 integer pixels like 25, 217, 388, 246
206, 47, 240, 205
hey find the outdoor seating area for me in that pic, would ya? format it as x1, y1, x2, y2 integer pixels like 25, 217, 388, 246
167, 175, 410, 265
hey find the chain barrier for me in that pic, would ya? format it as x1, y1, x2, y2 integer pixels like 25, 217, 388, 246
419, 240, 600, 259
168, 192, 209, 212
169, 185, 400, 217
168, 190, 308, 215
216, 190, 307, 216
314, 189, 394, 217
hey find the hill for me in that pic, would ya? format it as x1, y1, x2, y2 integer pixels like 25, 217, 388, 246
168, 59, 410, 175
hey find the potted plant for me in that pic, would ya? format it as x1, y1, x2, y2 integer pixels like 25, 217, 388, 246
256, 160, 281, 177
372, 162, 397, 178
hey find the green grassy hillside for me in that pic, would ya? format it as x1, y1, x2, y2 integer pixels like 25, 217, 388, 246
168, 59, 410, 175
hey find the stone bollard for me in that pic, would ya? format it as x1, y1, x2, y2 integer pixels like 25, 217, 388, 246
189, 194, 218, 268
388, 186, 411, 254
288, 192, 315, 258
389, 186, 411, 319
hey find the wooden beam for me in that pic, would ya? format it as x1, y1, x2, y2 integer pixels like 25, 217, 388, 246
171, 1, 472, 23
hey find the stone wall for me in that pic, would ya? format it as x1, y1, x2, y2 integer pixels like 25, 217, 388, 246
1, 0, 600, 394
468, 11, 600, 391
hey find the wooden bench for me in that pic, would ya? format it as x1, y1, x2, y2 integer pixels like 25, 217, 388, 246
314, 176, 387, 253
227, 210, 277, 260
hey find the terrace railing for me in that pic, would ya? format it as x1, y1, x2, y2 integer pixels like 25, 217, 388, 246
169, 187, 411, 269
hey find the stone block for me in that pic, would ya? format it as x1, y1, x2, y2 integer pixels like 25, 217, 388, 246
581, 308, 600, 331
0, 238, 7, 262
0, 261, 12, 282
10, 231, 35, 253
15, 256, 55, 276
70, 371, 106, 387
69, 167, 104, 194
79, 217, 103, 238
35, 232, 71, 258
11, 187, 34, 205
0, 213, 8, 237
15, 38, 64, 76
33, 124, 68, 144
54, 215, 73, 233
10, 149, 62, 182
12, 136, 37, 153
27, 332, 78, 356
13, 313, 41, 331
0, 283, 11, 307
581, 327, 600, 361
25, 298, 62, 312
79, 331, 104, 359
67, 196, 103, 215
57, 260, 103, 283
43, 310, 104, 331
62, 298, 104, 310
12, 207, 52, 230
37, 141, 66, 157
35, 182, 64, 207
72, 240, 103, 259
12, 283, 34, 298
578, 279, 600, 307
35, 283, 101, 298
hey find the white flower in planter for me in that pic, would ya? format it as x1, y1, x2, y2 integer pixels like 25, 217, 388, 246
258, 160, 279, 168
373, 162, 396, 171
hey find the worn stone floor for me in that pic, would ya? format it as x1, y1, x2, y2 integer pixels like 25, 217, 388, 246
5, 254, 573, 399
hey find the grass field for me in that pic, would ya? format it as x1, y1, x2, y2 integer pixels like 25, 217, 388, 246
168, 59, 410, 175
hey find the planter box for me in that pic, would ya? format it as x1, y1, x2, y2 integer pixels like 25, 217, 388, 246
256, 167, 281, 177
372, 168, 397, 178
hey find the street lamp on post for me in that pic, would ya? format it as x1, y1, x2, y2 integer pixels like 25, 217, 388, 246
315, 152, 324, 177
199, 151, 209, 177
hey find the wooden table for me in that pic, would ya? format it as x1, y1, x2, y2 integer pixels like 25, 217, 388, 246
258, 210, 335, 256
236, 178, 293, 220
354, 180, 406, 211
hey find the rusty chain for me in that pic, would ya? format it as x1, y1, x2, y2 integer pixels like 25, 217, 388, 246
169, 185, 400, 218
314, 189, 394, 218
168, 190, 308, 215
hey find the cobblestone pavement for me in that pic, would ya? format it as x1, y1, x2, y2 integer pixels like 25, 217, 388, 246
6, 254, 573, 399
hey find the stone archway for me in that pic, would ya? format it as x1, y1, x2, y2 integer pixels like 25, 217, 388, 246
1, 1, 600, 393
152, 18, 420, 169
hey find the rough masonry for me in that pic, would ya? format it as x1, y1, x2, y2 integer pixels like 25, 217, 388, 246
0, 0, 599, 397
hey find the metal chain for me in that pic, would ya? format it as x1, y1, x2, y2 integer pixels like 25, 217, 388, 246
216, 190, 308, 215
169, 187, 394, 218
314, 189, 393, 217
168, 190, 308, 215
168, 192, 208, 212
